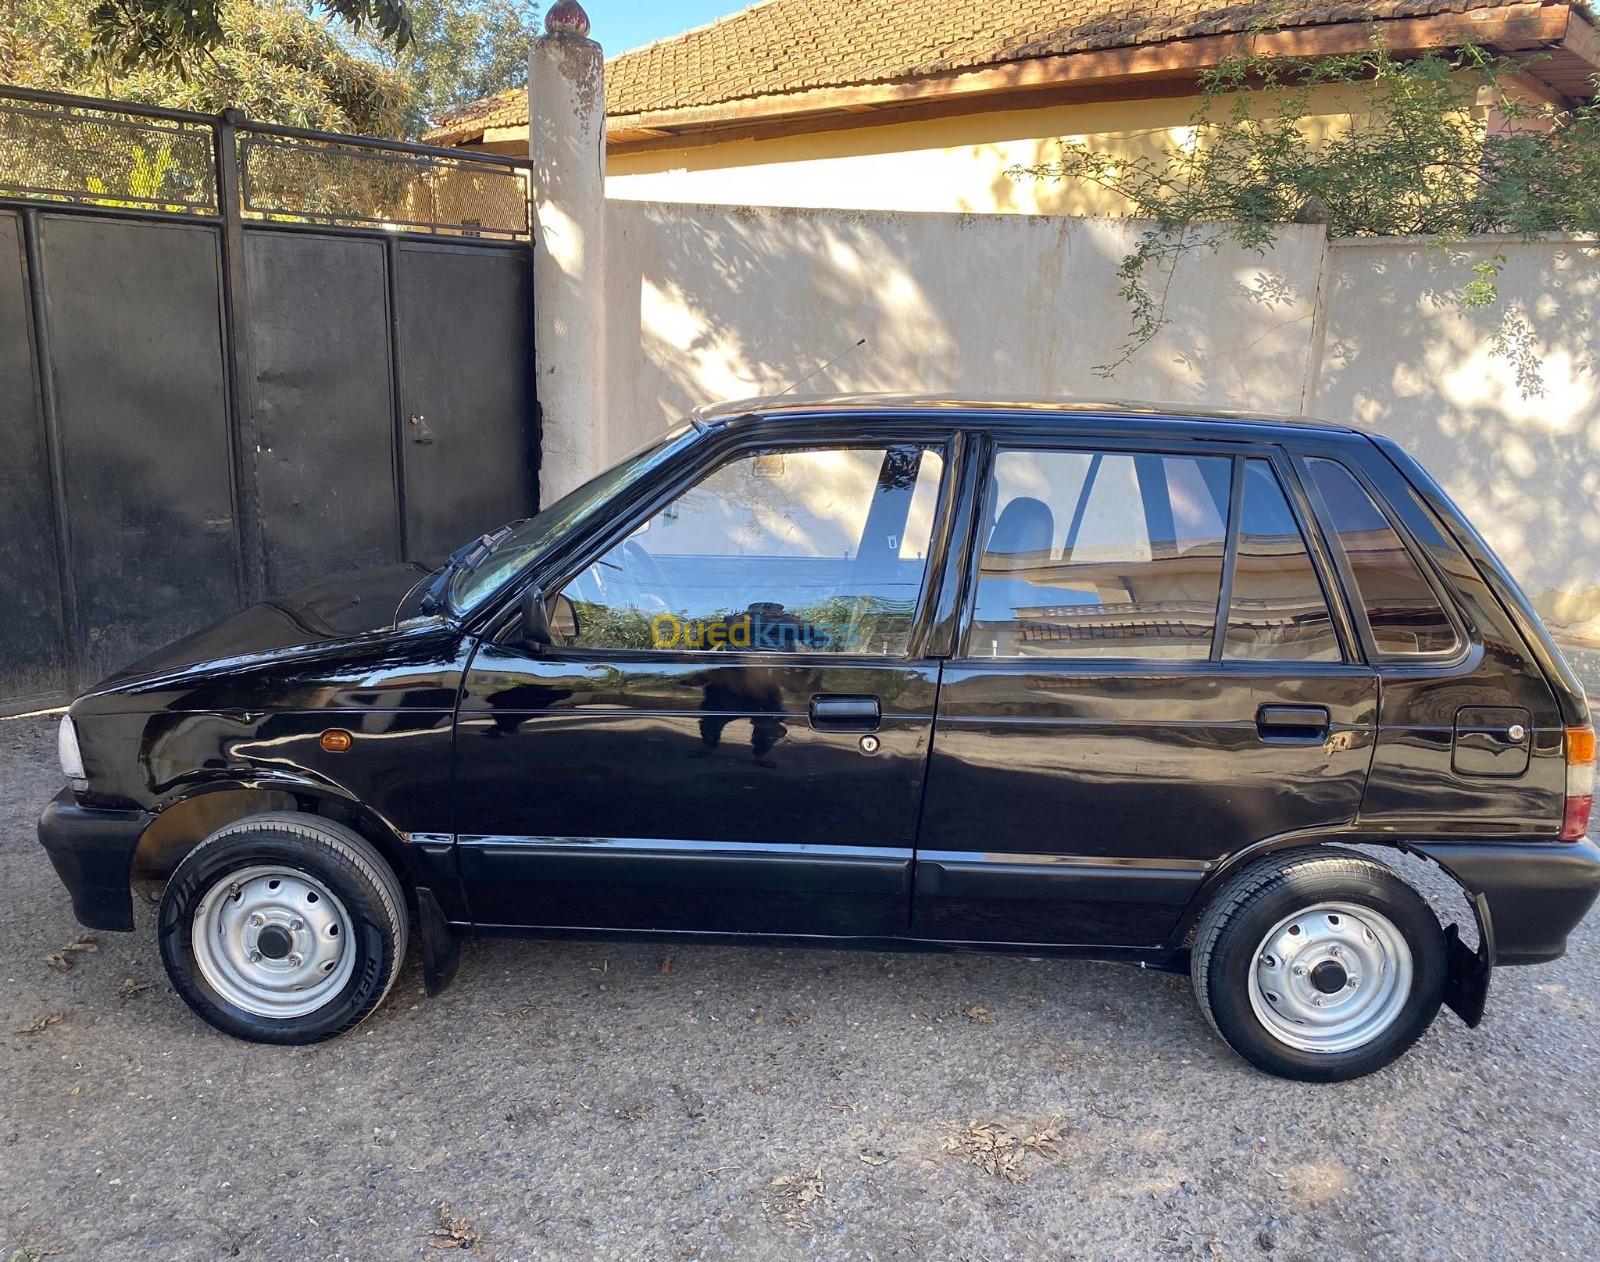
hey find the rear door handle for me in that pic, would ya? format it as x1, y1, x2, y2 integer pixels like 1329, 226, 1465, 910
809, 694, 880, 732
1256, 705, 1330, 743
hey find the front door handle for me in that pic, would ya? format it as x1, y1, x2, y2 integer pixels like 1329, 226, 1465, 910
1256, 705, 1330, 743
809, 694, 880, 733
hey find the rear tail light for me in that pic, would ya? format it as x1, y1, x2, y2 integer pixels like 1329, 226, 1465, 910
1563, 725, 1596, 841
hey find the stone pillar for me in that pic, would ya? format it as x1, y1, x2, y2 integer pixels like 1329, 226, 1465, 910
528, 1, 605, 502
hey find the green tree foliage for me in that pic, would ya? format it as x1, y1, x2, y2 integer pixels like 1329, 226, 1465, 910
1, 0, 539, 137
2, 0, 414, 133
1012, 40, 1600, 378
343, 0, 541, 136
83, 0, 411, 77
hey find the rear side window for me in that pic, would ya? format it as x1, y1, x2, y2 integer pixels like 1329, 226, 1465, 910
1304, 457, 1460, 657
970, 449, 1230, 659
1223, 460, 1340, 662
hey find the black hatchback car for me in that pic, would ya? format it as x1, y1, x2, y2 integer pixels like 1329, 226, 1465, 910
39, 396, 1600, 1080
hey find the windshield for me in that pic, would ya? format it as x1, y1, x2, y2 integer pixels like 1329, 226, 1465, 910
448, 426, 695, 615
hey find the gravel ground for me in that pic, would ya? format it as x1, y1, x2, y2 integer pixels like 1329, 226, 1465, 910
3, 714, 1598, 1262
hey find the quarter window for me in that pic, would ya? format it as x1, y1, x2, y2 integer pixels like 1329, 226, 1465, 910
1305, 457, 1459, 656
1223, 460, 1340, 662
970, 449, 1230, 659
554, 445, 944, 655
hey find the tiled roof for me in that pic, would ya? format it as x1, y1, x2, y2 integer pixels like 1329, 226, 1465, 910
427, 0, 1562, 143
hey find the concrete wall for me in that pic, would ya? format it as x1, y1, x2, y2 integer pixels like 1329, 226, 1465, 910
603, 201, 1327, 449
1309, 236, 1600, 629
597, 200, 1599, 639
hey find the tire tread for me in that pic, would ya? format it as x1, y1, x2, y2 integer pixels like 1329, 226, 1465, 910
167, 812, 409, 1040
1190, 847, 1443, 1079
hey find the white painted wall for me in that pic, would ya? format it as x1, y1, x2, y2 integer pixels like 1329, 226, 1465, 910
603, 202, 1326, 450
593, 199, 1600, 636
1309, 236, 1600, 628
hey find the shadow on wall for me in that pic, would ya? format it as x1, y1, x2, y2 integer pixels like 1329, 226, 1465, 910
603, 201, 1326, 456
1311, 238, 1600, 633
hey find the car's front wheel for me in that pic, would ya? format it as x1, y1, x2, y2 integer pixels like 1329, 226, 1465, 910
158, 812, 408, 1044
1191, 849, 1447, 1082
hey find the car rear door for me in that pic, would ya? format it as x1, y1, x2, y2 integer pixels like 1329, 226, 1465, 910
454, 423, 963, 936
913, 431, 1379, 947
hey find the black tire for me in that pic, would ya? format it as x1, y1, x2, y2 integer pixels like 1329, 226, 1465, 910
1191, 848, 1446, 1082
158, 812, 408, 1044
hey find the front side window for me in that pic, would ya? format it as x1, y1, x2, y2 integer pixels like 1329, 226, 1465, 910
449, 427, 694, 614
553, 445, 945, 655
1304, 457, 1460, 656
969, 449, 1230, 659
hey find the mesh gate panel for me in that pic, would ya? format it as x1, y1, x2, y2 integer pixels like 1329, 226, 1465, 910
0, 91, 532, 240
0, 98, 217, 214
239, 134, 531, 238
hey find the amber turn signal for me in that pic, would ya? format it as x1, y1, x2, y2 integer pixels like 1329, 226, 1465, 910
320, 728, 354, 753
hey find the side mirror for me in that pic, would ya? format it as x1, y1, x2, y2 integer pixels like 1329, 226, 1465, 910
519, 584, 552, 647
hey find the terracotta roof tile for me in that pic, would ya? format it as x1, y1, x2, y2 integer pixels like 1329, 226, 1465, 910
428, 0, 1561, 142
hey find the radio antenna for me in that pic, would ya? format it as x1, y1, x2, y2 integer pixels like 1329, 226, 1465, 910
775, 337, 867, 397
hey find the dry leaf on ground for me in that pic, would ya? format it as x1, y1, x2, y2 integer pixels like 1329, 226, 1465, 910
658, 955, 673, 973
425, 1203, 481, 1250
958, 1003, 993, 1023
781, 1010, 811, 1026
43, 933, 99, 973
14, 1012, 66, 1036
761, 1166, 826, 1230
117, 978, 153, 1002
941, 1116, 1066, 1182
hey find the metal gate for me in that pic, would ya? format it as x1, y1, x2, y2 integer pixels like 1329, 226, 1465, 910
0, 88, 538, 713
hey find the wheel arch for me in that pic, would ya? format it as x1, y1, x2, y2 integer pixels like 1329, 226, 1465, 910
132, 779, 420, 902
1170, 833, 1494, 1028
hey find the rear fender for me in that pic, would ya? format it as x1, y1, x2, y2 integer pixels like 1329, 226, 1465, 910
1169, 835, 1494, 1028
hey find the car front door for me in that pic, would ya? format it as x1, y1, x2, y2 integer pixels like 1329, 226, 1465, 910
914, 434, 1379, 947
454, 427, 959, 936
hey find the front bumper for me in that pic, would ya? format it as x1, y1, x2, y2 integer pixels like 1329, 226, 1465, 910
1415, 837, 1600, 965
37, 788, 151, 931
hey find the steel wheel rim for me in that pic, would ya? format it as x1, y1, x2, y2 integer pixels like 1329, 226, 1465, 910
1247, 901, 1413, 1054
191, 865, 355, 1019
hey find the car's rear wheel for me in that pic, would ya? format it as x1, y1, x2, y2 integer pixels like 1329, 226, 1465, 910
158, 812, 408, 1044
1191, 849, 1446, 1081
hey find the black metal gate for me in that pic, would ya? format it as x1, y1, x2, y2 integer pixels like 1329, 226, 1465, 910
0, 88, 538, 713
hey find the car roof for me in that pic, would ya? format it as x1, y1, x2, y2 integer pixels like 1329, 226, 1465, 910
691, 392, 1360, 438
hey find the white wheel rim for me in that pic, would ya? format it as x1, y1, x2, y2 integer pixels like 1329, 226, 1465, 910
191, 865, 356, 1019
1247, 901, 1413, 1054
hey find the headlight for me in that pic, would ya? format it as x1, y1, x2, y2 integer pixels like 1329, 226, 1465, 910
58, 715, 87, 791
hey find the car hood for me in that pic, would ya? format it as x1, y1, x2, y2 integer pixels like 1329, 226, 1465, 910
93, 563, 437, 690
